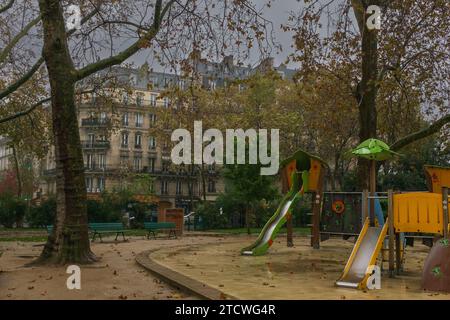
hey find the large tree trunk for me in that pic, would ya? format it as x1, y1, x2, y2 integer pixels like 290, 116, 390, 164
353, 1, 379, 190
35, 0, 95, 264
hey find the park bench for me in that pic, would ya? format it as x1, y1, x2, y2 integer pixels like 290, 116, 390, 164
144, 222, 177, 240
46, 223, 128, 242
89, 223, 128, 242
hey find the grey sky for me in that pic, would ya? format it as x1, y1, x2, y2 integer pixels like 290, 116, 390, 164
129, 0, 302, 72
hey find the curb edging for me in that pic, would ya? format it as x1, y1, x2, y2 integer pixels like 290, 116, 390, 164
136, 249, 238, 300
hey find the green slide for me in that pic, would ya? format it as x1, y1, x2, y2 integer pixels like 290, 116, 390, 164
241, 171, 308, 256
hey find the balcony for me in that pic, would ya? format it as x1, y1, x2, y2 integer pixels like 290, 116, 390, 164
81, 118, 110, 127
81, 141, 111, 150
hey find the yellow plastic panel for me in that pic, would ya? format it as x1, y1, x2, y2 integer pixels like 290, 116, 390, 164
393, 192, 446, 234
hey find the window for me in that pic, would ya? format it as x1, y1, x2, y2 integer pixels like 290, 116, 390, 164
120, 156, 129, 167
88, 133, 95, 145
98, 154, 106, 169
134, 157, 142, 171
135, 133, 142, 148
162, 161, 170, 172
100, 112, 107, 123
176, 180, 182, 195
86, 177, 94, 192
129, 74, 137, 85
136, 94, 143, 107
208, 80, 216, 90
148, 136, 156, 149
150, 94, 157, 107
97, 177, 105, 192
86, 154, 94, 169
149, 114, 156, 127
207, 180, 216, 193
162, 140, 170, 151
122, 92, 129, 105
178, 80, 186, 90
122, 112, 129, 126
163, 97, 169, 108
135, 113, 143, 127
161, 180, 169, 195
148, 158, 155, 173
121, 132, 129, 147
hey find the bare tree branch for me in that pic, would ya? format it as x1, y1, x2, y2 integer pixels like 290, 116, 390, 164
75, 0, 169, 81
0, 15, 41, 65
0, 7, 100, 101
0, 56, 45, 100
0, 89, 96, 124
390, 113, 450, 151
0, 0, 14, 13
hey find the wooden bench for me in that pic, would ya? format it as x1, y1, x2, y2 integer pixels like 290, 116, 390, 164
89, 223, 128, 242
144, 222, 177, 239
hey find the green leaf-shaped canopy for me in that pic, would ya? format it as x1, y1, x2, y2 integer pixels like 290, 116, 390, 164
350, 138, 401, 161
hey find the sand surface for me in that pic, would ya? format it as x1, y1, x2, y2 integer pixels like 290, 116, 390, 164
0, 236, 221, 300
151, 236, 450, 300
2, 234, 450, 300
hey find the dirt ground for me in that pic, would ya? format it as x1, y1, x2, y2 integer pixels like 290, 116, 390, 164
151, 235, 450, 300
2, 234, 450, 300
0, 236, 223, 300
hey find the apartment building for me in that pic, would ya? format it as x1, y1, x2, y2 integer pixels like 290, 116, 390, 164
39, 56, 296, 214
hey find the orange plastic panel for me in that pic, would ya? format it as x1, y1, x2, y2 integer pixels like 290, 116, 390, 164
283, 160, 297, 189
307, 159, 322, 192
425, 166, 450, 193
393, 192, 447, 235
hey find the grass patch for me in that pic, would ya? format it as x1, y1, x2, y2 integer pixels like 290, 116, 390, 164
0, 236, 47, 242
0, 229, 151, 242
205, 227, 310, 235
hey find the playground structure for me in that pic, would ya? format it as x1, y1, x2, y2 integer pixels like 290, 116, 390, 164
336, 165, 450, 289
241, 149, 327, 256
241, 148, 388, 256
239, 144, 450, 292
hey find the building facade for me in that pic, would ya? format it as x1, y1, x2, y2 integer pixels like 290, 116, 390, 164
39, 56, 296, 214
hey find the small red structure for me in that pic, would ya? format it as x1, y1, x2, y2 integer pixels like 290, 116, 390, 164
160, 208, 184, 236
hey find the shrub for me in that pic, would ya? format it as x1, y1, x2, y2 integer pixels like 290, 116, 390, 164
27, 197, 56, 227
0, 193, 28, 228
86, 199, 121, 223
196, 201, 228, 230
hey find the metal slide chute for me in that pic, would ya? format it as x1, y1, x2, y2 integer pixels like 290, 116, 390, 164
336, 217, 389, 289
240, 171, 308, 256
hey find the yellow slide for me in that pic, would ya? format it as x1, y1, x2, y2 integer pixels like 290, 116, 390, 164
336, 217, 389, 289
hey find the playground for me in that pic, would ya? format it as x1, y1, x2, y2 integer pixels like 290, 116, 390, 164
1, 142, 449, 300
1, 233, 448, 300
150, 236, 448, 300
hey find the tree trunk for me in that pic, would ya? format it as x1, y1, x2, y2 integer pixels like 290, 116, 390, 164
35, 0, 95, 264
11, 145, 22, 198
11, 145, 24, 228
286, 213, 294, 247
354, 2, 379, 190
245, 205, 251, 235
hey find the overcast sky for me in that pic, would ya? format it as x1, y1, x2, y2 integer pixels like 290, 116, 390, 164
129, 0, 302, 72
